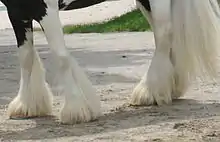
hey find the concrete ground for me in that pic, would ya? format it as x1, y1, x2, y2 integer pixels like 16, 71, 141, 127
1, 30, 220, 142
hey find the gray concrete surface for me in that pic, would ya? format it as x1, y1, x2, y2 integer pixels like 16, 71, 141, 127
0, 30, 220, 142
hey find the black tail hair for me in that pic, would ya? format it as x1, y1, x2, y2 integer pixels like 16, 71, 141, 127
59, 0, 108, 10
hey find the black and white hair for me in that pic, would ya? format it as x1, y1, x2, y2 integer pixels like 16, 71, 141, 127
1, 0, 220, 124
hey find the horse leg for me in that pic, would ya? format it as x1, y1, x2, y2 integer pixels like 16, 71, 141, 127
7, 15, 53, 118
130, 0, 175, 106
38, 6, 100, 124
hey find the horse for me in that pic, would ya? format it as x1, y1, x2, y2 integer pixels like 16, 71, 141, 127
1, 0, 220, 124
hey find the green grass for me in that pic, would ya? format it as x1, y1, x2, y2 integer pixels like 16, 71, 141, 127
63, 9, 151, 34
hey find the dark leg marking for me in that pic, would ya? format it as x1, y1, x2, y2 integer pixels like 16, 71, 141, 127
7, 11, 33, 47
4, 0, 48, 47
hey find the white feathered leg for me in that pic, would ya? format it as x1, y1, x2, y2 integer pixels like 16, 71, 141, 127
7, 23, 53, 118
130, 0, 175, 106
131, 0, 220, 106
39, 6, 100, 124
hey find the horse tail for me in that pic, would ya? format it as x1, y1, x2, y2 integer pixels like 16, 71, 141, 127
171, 0, 220, 85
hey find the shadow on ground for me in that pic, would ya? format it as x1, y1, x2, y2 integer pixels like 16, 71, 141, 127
1, 99, 220, 141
